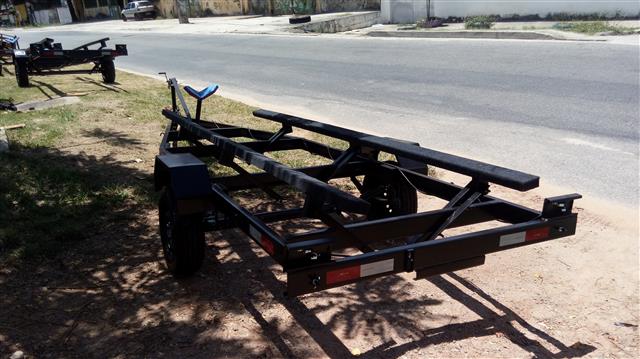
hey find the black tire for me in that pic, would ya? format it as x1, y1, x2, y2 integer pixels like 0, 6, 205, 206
14, 58, 29, 88
100, 58, 116, 84
159, 190, 205, 277
360, 162, 418, 220
122, 14, 127, 22
289, 15, 311, 24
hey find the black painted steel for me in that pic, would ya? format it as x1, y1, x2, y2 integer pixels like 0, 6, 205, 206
14, 37, 127, 76
154, 77, 581, 297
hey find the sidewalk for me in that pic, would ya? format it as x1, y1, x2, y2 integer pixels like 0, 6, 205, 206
353, 20, 640, 42
8, 13, 370, 36
7, 15, 640, 43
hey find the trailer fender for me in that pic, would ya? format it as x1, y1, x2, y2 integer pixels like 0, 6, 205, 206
387, 138, 428, 173
154, 153, 214, 215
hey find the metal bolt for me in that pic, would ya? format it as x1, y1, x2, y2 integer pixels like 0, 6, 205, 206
311, 275, 321, 288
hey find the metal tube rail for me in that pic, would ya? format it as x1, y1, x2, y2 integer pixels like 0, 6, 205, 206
162, 109, 370, 214
254, 109, 539, 191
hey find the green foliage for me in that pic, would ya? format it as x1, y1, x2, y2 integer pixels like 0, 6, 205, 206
0, 151, 146, 260
552, 21, 638, 35
464, 16, 495, 29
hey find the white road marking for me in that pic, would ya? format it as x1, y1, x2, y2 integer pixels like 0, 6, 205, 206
562, 137, 635, 156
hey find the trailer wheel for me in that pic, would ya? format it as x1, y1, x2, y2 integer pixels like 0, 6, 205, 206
14, 58, 29, 88
159, 190, 205, 277
100, 58, 116, 84
360, 162, 418, 220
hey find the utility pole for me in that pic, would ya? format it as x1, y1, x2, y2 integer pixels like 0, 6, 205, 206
176, 0, 189, 24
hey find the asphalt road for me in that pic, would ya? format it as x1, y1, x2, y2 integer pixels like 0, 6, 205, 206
11, 31, 640, 206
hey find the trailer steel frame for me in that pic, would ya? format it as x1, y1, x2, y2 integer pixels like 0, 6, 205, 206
12, 37, 127, 87
154, 77, 581, 297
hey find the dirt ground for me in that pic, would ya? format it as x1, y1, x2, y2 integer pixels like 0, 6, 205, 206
1, 74, 638, 358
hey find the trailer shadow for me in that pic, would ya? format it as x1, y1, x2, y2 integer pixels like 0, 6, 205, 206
0, 145, 290, 357
0, 142, 596, 358
31, 79, 68, 99
80, 128, 146, 150
220, 231, 596, 358
75, 76, 129, 93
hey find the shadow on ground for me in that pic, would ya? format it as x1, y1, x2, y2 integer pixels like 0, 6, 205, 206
0, 132, 596, 358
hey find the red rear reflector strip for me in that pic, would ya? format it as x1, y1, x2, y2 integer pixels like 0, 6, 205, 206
249, 225, 275, 255
500, 227, 551, 247
526, 227, 550, 241
326, 259, 395, 285
260, 236, 275, 255
326, 266, 360, 285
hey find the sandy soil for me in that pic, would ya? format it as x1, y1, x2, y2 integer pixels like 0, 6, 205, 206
1, 95, 638, 358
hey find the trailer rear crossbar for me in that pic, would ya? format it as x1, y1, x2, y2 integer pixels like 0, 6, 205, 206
153, 76, 582, 297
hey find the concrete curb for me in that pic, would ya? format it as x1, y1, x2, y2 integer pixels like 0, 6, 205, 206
295, 11, 380, 34
367, 30, 561, 40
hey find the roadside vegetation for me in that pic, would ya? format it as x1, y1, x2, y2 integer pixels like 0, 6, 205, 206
552, 21, 639, 34
464, 16, 495, 29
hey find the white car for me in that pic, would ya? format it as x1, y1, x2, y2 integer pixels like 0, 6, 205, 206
121, 1, 157, 21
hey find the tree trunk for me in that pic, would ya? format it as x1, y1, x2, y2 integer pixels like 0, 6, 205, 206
176, 0, 189, 24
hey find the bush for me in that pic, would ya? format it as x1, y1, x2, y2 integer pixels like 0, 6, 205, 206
464, 16, 495, 29
417, 18, 444, 28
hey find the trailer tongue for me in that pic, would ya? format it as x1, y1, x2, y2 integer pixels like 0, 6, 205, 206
154, 76, 581, 297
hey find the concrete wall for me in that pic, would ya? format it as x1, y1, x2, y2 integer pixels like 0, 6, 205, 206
157, 0, 380, 17
156, 0, 244, 18
296, 10, 379, 32
83, 5, 119, 18
382, 0, 640, 23
32, 6, 73, 24
318, 0, 379, 13
435, 0, 640, 18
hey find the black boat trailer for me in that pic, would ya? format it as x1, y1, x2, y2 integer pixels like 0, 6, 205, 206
12, 37, 127, 88
154, 76, 581, 297
0, 33, 18, 72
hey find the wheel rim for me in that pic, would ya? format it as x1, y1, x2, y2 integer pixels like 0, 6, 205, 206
362, 184, 400, 219
159, 195, 176, 263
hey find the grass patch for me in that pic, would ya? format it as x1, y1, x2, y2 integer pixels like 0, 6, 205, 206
0, 150, 141, 260
552, 21, 638, 35
0, 64, 427, 264
0, 66, 258, 262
